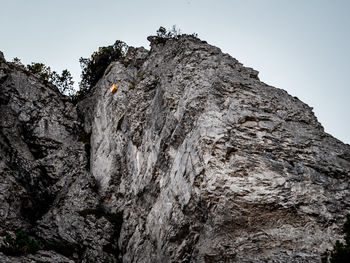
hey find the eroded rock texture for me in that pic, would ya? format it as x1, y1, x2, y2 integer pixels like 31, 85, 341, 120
0, 53, 118, 262
1, 35, 349, 262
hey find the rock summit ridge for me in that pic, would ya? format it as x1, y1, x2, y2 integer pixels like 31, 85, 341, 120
0, 35, 349, 262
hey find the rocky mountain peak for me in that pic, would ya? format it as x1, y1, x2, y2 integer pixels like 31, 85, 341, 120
0, 36, 349, 262
0, 51, 4, 61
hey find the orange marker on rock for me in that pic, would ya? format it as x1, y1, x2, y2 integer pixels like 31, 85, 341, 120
110, 84, 118, 94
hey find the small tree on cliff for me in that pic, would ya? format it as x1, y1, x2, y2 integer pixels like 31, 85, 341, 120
154, 25, 198, 44
51, 69, 75, 96
26, 62, 75, 96
329, 214, 350, 263
26, 63, 52, 82
156, 25, 181, 39
78, 40, 128, 93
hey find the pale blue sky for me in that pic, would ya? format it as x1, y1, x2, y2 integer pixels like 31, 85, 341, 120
1, 0, 349, 144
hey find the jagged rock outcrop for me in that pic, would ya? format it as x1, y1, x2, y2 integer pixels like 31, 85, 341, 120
0, 55, 119, 262
1, 35, 350, 262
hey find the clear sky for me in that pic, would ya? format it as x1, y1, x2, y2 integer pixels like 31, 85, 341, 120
1, 0, 349, 144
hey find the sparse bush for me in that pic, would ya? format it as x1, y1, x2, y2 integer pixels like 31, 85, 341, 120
0, 231, 72, 256
154, 25, 198, 44
12, 57, 25, 68
10, 26, 199, 102
0, 231, 41, 256
329, 214, 350, 263
26, 62, 75, 96
26, 62, 52, 82
51, 69, 75, 96
78, 40, 128, 94
157, 25, 181, 39
154, 25, 181, 44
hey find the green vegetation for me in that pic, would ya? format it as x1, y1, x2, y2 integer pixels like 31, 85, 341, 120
154, 25, 198, 44
51, 69, 74, 96
12, 57, 23, 67
10, 40, 128, 102
329, 214, 350, 263
1, 231, 41, 256
0, 231, 40, 255
27, 62, 75, 96
9, 26, 197, 102
157, 25, 181, 39
78, 40, 128, 95
26, 62, 52, 82
0, 231, 73, 257
12, 58, 75, 96
136, 71, 145, 81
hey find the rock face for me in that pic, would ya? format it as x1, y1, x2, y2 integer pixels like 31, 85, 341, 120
1, 35, 350, 262
0, 56, 118, 262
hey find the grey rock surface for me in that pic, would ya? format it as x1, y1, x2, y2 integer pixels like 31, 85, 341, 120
0, 55, 119, 262
0, 250, 75, 263
0, 35, 349, 262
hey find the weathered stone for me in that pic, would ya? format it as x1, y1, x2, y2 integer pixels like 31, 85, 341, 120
0, 35, 349, 262
0, 56, 118, 262
78, 35, 350, 262
0, 250, 74, 263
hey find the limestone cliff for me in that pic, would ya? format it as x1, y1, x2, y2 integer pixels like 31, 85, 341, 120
0, 36, 349, 263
